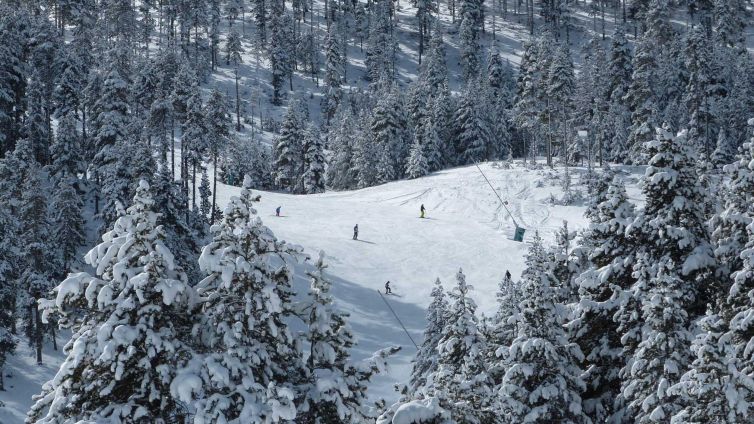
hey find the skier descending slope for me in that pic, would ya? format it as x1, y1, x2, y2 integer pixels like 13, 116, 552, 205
385, 281, 392, 294
353, 224, 359, 240
420, 204, 426, 218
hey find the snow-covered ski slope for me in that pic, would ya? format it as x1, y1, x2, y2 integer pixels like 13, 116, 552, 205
212, 161, 644, 401
0, 162, 644, 420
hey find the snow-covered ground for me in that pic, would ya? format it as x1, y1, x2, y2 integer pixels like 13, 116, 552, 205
0, 333, 67, 424
0, 162, 644, 420
208, 161, 644, 402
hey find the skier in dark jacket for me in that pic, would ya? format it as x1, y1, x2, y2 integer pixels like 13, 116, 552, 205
353, 224, 359, 240
420, 204, 426, 218
385, 281, 392, 294
276, 206, 281, 217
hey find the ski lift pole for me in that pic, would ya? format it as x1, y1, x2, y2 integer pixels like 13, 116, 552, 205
377, 290, 419, 350
474, 163, 520, 229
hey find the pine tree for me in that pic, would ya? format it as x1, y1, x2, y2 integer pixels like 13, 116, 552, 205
322, 23, 344, 125
684, 27, 715, 160
205, 89, 231, 222
302, 123, 326, 194
709, 136, 754, 298
429, 269, 499, 424
274, 101, 306, 191
627, 125, 716, 313
622, 259, 692, 422
409, 278, 448, 393
371, 82, 409, 183
458, 0, 482, 81
326, 108, 358, 190
712, 127, 736, 166
269, 1, 293, 105
486, 271, 521, 386
405, 139, 429, 179
499, 233, 589, 423
670, 312, 739, 422
720, 135, 754, 420
49, 177, 85, 274
298, 251, 397, 423
199, 167, 211, 220
454, 81, 492, 165
91, 46, 131, 222
570, 176, 636, 422
188, 176, 302, 423
625, 35, 659, 165
28, 181, 194, 423
546, 44, 575, 165
49, 111, 81, 183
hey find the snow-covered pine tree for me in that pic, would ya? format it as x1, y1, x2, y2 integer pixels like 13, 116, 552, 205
371, 81, 409, 183
199, 166, 211, 220
720, 133, 754, 419
365, 0, 395, 81
627, 125, 716, 315
709, 133, 754, 299
546, 44, 575, 165
322, 23, 344, 125
422, 94, 447, 172
428, 269, 498, 424
91, 45, 131, 222
409, 278, 448, 393
0, 195, 17, 391
299, 251, 397, 423
326, 107, 358, 190
151, 156, 203, 282
486, 271, 521, 386
352, 110, 378, 188
621, 259, 692, 423
711, 128, 736, 166
49, 177, 85, 274
499, 232, 589, 423
28, 180, 194, 423
683, 27, 716, 161
204, 89, 231, 222
274, 100, 306, 191
187, 175, 303, 423
302, 123, 326, 194
405, 139, 429, 179
570, 175, 636, 422
49, 111, 81, 184
181, 82, 208, 211
670, 311, 739, 423
454, 80, 492, 165
624, 35, 659, 165
269, 0, 294, 105
485, 47, 513, 160
458, 0, 482, 81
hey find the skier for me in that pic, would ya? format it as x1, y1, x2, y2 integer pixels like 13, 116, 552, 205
353, 224, 359, 240
505, 270, 511, 280
385, 281, 392, 294
276, 206, 281, 217
420, 204, 426, 218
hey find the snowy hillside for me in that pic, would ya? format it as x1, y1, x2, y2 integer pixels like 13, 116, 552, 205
0, 162, 643, 419
209, 161, 645, 400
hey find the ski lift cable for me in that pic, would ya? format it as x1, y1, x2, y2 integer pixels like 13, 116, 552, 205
377, 290, 419, 350
474, 162, 520, 229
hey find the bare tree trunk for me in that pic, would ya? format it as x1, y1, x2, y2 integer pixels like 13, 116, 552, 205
35, 298, 43, 365
192, 162, 197, 210
50, 323, 57, 351
235, 68, 241, 131
212, 151, 218, 224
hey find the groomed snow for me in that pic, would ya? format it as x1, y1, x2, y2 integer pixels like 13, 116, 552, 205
208, 161, 644, 401
0, 162, 644, 421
